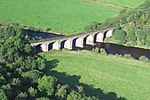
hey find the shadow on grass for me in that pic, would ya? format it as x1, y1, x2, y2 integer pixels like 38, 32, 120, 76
44, 59, 126, 100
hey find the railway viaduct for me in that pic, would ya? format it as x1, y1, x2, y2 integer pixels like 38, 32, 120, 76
31, 27, 116, 52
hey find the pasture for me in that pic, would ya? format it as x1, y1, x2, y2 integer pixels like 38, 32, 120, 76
43, 49, 150, 100
0, 0, 146, 34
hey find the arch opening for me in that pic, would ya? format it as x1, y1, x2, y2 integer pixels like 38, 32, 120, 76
35, 44, 42, 53
48, 42, 54, 50
60, 40, 67, 50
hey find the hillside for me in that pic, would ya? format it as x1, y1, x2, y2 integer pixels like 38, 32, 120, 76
95, 0, 150, 48
0, 0, 146, 34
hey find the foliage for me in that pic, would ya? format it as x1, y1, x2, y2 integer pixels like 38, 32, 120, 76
38, 75, 57, 96
113, 27, 127, 44
0, 89, 7, 100
55, 84, 69, 99
139, 56, 149, 62
15, 92, 28, 100
124, 54, 133, 59
36, 97, 49, 100
92, 47, 99, 54
100, 48, 107, 55
28, 87, 37, 97
67, 90, 86, 100
84, 22, 101, 32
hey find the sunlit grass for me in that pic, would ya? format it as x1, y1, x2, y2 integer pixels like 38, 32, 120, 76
43, 49, 150, 100
0, 0, 145, 34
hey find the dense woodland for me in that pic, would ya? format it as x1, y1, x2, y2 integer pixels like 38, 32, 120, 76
87, 0, 150, 47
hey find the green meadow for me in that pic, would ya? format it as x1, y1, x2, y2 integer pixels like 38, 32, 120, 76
0, 0, 146, 34
43, 50, 150, 100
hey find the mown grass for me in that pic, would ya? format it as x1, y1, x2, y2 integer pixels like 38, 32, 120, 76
43, 49, 150, 100
0, 0, 145, 34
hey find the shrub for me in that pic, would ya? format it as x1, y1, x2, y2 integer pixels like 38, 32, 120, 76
124, 54, 133, 59
139, 56, 149, 62
67, 90, 86, 100
113, 27, 127, 44
28, 87, 37, 97
92, 47, 99, 53
0, 89, 7, 100
84, 22, 101, 32
55, 84, 69, 99
46, 27, 52, 31
36, 97, 49, 100
38, 75, 57, 96
76, 85, 84, 93
15, 92, 28, 100
100, 48, 107, 55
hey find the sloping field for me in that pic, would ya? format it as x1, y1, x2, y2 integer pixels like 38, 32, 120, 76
0, 0, 146, 34
44, 50, 150, 100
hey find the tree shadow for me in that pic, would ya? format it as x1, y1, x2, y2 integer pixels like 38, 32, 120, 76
45, 59, 126, 100
45, 59, 59, 70
23, 29, 64, 39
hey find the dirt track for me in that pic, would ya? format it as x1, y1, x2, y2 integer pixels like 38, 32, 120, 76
85, 0, 130, 9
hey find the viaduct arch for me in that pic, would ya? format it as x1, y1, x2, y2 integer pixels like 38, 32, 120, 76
31, 27, 116, 52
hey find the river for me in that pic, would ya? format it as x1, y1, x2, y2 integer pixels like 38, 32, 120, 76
24, 29, 150, 59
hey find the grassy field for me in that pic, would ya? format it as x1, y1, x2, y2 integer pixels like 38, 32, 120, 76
43, 49, 150, 100
0, 0, 146, 34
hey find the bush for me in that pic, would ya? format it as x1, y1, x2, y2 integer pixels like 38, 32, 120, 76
76, 85, 84, 93
139, 56, 149, 62
92, 47, 99, 53
46, 27, 52, 31
67, 90, 86, 100
38, 75, 57, 96
36, 97, 49, 100
84, 22, 101, 32
15, 92, 28, 100
0, 89, 7, 100
113, 27, 127, 44
28, 87, 37, 97
100, 48, 107, 55
115, 54, 121, 57
124, 54, 133, 59
55, 84, 69, 99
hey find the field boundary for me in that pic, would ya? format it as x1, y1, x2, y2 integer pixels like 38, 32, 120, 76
85, 0, 131, 9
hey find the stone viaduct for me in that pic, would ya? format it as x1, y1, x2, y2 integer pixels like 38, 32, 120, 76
31, 27, 116, 52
